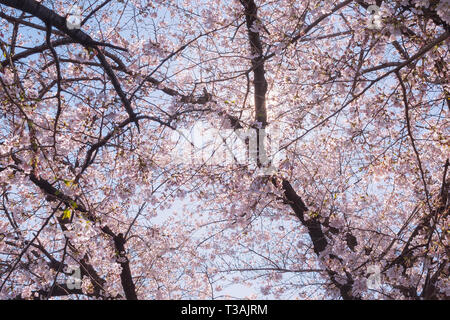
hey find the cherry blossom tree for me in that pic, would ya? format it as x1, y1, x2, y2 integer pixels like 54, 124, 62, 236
0, 0, 448, 300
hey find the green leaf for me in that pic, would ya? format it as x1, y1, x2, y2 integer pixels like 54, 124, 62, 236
69, 200, 78, 209
64, 179, 73, 187
62, 208, 72, 220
